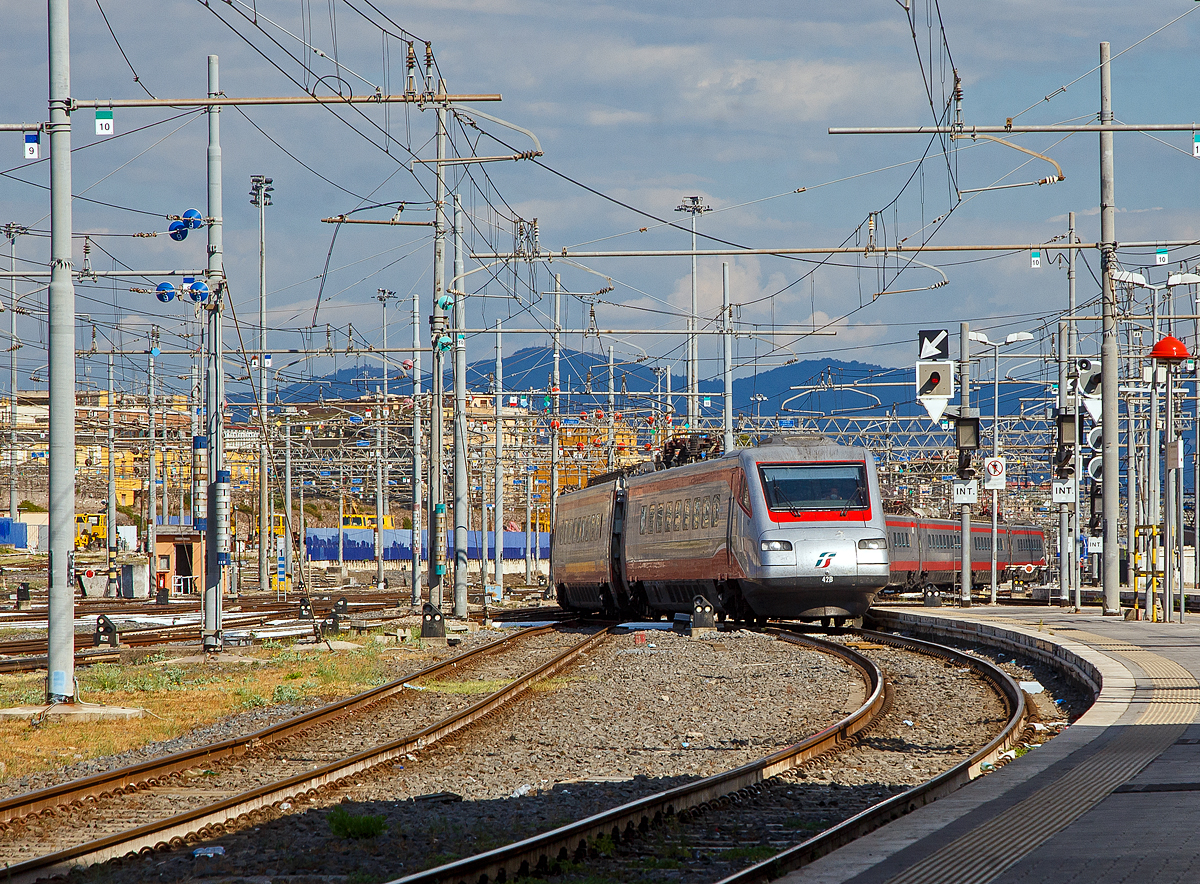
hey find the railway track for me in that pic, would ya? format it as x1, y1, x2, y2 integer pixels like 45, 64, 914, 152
384, 626, 1031, 884
0, 622, 601, 883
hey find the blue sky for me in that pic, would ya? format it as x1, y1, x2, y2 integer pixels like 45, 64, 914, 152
2, 1, 1200, 404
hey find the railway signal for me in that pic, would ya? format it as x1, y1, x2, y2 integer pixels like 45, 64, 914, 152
916, 361, 954, 421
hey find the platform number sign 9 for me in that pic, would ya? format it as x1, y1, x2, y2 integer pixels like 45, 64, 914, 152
23, 133, 39, 160
95, 109, 114, 137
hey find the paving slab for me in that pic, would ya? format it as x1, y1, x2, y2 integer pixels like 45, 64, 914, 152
0, 702, 144, 722
777, 604, 1200, 884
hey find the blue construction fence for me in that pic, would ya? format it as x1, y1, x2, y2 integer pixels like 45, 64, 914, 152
305, 528, 550, 562
0, 519, 27, 549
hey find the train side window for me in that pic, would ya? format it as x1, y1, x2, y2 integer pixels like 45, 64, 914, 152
639, 506, 646, 535
675, 499, 683, 532
693, 497, 702, 529
701, 497, 711, 528
664, 502, 672, 533
682, 498, 691, 530
737, 471, 752, 515
656, 503, 664, 533
711, 494, 722, 527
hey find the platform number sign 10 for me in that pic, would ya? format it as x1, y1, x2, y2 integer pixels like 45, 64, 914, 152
95, 109, 114, 137
1194, 133, 1200, 159
1030, 249, 1041, 269
1157, 247, 1168, 266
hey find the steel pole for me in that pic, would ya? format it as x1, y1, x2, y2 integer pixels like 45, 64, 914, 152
991, 345, 999, 604
525, 457, 532, 585
203, 54, 227, 650
7, 229, 17, 521
284, 420, 292, 594
429, 83, 447, 609
452, 194, 468, 617
1099, 42, 1121, 614
551, 274, 561, 528
381, 298, 389, 517
148, 349, 157, 584
960, 322, 972, 607
46, 0, 76, 703
494, 320, 504, 600
257, 186, 269, 595
689, 211, 697, 428
107, 353, 117, 596
722, 262, 734, 454
1058, 320, 1070, 602
410, 286, 422, 606
607, 346, 615, 471
375, 421, 384, 589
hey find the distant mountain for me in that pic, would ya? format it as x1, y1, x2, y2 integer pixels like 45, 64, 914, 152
239, 346, 1044, 422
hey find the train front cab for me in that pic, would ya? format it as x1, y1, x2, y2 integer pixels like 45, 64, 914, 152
735, 447, 890, 623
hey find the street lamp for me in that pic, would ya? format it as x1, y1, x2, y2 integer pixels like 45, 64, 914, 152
249, 175, 273, 593
968, 329, 1034, 604
676, 196, 710, 429
751, 393, 767, 423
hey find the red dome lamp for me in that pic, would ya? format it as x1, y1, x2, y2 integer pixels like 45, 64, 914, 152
1150, 335, 1189, 363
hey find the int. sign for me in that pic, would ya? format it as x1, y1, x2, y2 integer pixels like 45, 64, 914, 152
952, 479, 978, 505
1052, 480, 1075, 504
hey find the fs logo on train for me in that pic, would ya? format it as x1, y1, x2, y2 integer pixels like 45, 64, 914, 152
815, 551, 836, 569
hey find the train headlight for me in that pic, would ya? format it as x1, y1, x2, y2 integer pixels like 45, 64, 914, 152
857, 538, 887, 550
761, 539, 793, 551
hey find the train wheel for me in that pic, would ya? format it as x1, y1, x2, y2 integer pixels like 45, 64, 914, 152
833, 616, 846, 629
820, 617, 832, 629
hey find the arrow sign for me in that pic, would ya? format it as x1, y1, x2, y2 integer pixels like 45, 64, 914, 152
918, 329, 949, 360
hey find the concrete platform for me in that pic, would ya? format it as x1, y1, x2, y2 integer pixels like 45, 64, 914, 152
0, 702, 145, 722
779, 604, 1200, 884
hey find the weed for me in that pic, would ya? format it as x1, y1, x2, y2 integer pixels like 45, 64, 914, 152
235, 688, 268, 709
272, 684, 302, 704
327, 806, 387, 839
590, 832, 616, 855
284, 671, 303, 680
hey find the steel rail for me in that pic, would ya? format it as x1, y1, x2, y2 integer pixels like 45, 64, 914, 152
5, 625, 608, 884
714, 627, 1029, 884
0, 618, 604, 882
0, 615, 272, 658
386, 629, 885, 884
0, 624, 561, 827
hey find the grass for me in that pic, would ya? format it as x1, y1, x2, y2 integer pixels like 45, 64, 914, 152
0, 631, 431, 781
327, 805, 387, 839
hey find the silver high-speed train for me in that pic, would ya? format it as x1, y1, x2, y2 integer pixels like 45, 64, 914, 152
551, 436, 891, 625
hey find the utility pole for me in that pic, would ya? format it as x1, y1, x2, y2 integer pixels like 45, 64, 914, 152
410, 285, 423, 607
676, 196, 710, 429
148, 340, 157, 586
338, 445, 345, 570
46, 0, 76, 703
494, 320, 504, 599
550, 274, 561, 527
722, 262, 734, 454
959, 322, 972, 607
203, 54, 228, 651
525, 454, 533, 585
250, 174, 273, 595
284, 418, 292, 595
107, 353, 117, 597
428, 79, 449, 609
607, 346, 615, 471
1057, 319, 1070, 604
376, 288, 396, 516
1098, 42, 1121, 615
3, 224, 24, 521
452, 195, 468, 617
375, 420, 384, 589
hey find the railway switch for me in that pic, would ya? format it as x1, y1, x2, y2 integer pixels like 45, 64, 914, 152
93, 614, 120, 648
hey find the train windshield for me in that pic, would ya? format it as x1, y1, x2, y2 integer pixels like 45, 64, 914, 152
758, 463, 868, 512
